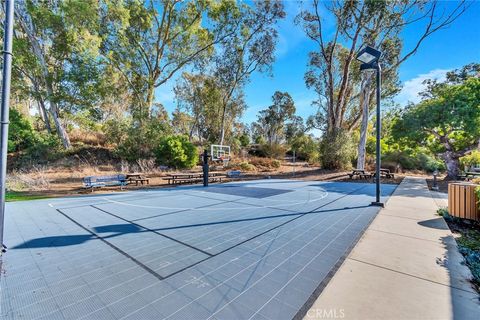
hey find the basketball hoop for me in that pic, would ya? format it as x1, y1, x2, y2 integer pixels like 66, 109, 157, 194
211, 145, 230, 165
219, 156, 229, 167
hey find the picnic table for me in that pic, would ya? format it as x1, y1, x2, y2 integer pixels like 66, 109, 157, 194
163, 172, 226, 185
126, 173, 149, 186
372, 168, 395, 179
348, 169, 372, 179
464, 172, 480, 181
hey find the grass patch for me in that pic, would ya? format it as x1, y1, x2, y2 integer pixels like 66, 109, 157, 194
6, 191, 51, 202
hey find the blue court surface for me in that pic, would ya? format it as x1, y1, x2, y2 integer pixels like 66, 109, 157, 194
0, 179, 396, 320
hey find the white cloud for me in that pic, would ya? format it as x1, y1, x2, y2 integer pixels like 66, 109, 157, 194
395, 69, 451, 106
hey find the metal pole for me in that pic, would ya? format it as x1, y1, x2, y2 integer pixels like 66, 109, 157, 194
292, 150, 295, 177
0, 0, 15, 255
372, 62, 383, 207
202, 150, 209, 187
432, 170, 439, 191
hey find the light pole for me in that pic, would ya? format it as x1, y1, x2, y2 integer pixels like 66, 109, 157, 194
356, 45, 383, 207
0, 0, 14, 256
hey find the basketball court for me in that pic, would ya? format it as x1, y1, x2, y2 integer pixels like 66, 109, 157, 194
1, 179, 396, 320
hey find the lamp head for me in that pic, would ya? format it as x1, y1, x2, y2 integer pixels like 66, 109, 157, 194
356, 45, 382, 64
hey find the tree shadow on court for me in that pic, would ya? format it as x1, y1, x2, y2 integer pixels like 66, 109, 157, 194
12, 234, 95, 248
12, 223, 143, 249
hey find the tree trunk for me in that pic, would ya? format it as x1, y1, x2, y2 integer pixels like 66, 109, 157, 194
50, 105, 71, 148
189, 118, 197, 142
44, 79, 71, 148
443, 151, 460, 179
37, 97, 52, 133
219, 105, 227, 145
356, 73, 373, 170
145, 83, 155, 119
19, 11, 71, 148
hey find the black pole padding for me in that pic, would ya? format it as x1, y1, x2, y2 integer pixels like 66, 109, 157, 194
202, 149, 209, 187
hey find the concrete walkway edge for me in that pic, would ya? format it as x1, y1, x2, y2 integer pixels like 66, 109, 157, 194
304, 176, 480, 320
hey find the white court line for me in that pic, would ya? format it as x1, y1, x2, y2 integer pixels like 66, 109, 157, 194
101, 189, 328, 211
46, 181, 327, 207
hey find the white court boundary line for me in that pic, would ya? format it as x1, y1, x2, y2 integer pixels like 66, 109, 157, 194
100, 188, 328, 211
46, 181, 325, 208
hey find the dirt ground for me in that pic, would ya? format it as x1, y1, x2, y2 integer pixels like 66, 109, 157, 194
425, 176, 470, 194
6, 162, 421, 199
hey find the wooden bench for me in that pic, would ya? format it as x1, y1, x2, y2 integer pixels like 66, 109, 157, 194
83, 174, 127, 191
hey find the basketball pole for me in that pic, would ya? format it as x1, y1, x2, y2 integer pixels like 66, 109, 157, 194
202, 150, 209, 187
0, 0, 15, 256
292, 150, 296, 177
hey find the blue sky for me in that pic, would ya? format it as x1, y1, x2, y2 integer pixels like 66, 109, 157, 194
157, 1, 480, 134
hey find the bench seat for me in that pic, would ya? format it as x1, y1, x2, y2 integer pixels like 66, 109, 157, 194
83, 174, 127, 191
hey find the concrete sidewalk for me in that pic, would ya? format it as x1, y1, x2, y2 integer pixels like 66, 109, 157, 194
304, 177, 480, 320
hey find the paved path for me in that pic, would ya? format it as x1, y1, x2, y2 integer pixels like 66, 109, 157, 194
304, 177, 480, 320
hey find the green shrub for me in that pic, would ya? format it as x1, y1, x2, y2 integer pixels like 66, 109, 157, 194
154, 135, 198, 169
272, 159, 281, 168
382, 149, 444, 172
230, 138, 242, 155
460, 150, 480, 170
8, 109, 38, 152
416, 152, 445, 172
258, 143, 286, 159
238, 134, 250, 147
290, 135, 320, 164
248, 157, 280, 169
104, 117, 171, 161
239, 161, 256, 171
382, 150, 415, 170
24, 134, 63, 161
7, 109, 63, 162
255, 136, 266, 144
320, 129, 356, 170
437, 207, 450, 217
457, 230, 480, 286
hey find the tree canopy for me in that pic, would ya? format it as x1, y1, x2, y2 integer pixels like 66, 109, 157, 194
391, 67, 480, 177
